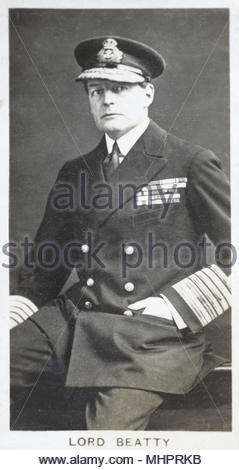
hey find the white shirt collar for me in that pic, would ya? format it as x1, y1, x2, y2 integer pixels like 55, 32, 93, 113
105, 118, 150, 156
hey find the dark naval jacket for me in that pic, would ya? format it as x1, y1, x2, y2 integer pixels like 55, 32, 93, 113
14, 120, 231, 394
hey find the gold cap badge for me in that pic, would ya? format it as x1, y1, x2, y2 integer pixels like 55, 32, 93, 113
97, 38, 123, 64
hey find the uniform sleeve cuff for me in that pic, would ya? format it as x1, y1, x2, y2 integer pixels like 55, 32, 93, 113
10, 295, 38, 329
161, 265, 231, 334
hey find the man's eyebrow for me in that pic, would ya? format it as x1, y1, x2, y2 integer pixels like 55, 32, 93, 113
87, 82, 103, 88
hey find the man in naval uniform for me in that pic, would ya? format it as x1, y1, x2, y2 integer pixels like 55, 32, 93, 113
10, 36, 231, 430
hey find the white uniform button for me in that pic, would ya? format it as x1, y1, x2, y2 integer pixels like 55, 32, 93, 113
81, 244, 89, 253
123, 309, 134, 317
86, 278, 94, 287
124, 282, 135, 292
84, 301, 92, 310
124, 245, 134, 255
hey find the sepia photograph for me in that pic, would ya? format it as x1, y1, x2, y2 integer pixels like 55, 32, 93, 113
7, 7, 232, 435
1, 3, 239, 460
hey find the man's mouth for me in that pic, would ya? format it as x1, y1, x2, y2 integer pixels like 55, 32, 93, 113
101, 113, 123, 119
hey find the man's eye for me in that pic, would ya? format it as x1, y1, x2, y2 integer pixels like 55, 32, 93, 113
90, 88, 103, 97
112, 85, 128, 93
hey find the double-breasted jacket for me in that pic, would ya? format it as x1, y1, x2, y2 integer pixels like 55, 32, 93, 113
14, 120, 231, 394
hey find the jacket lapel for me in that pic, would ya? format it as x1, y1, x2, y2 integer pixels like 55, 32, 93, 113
78, 137, 106, 215
86, 137, 106, 183
97, 120, 168, 225
79, 121, 168, 227
110, 120, 167, 186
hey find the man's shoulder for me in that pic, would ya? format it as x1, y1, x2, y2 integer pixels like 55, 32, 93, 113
149, 120, 218, 168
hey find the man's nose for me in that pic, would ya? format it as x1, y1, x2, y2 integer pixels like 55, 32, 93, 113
103, 89, 115, 105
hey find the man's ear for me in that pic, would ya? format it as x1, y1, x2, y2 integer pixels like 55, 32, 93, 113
145, 83, 154, 107
83, 80, 89, 95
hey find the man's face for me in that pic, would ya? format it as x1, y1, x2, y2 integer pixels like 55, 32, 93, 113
87, 79, 154, 139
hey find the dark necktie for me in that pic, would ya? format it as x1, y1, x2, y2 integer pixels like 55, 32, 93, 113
103, 141, 121, 180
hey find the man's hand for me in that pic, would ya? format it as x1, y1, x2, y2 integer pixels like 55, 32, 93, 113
128, 297, 173, 321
